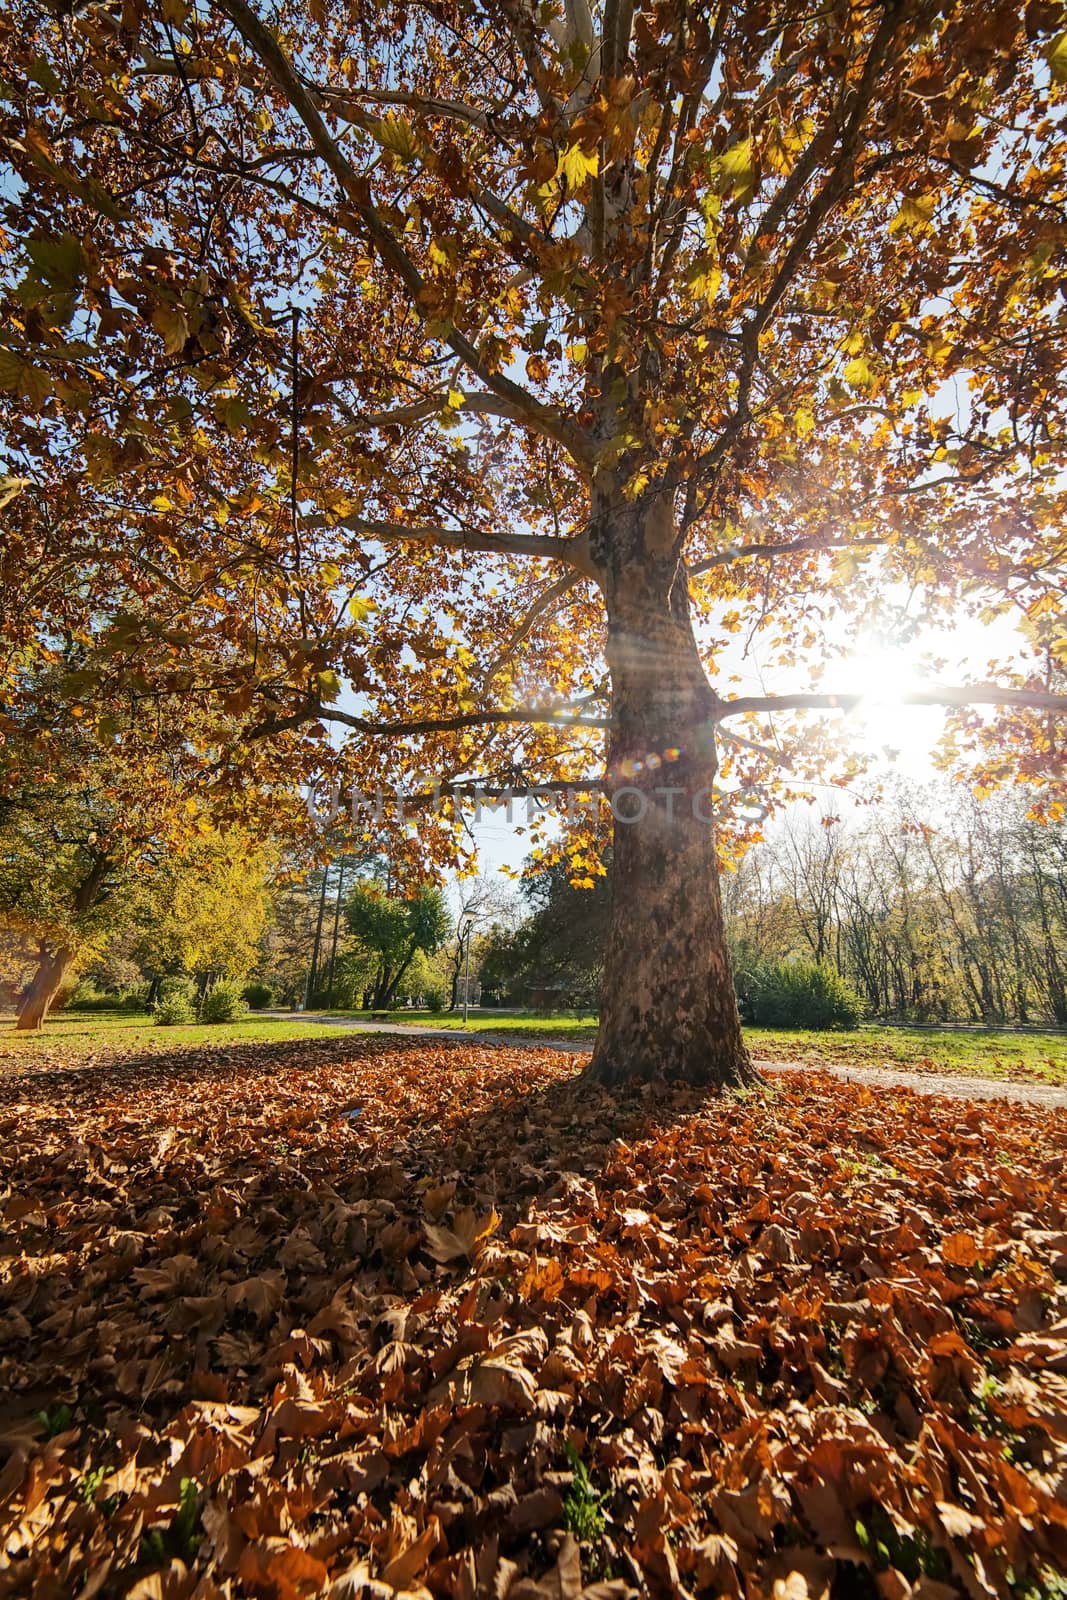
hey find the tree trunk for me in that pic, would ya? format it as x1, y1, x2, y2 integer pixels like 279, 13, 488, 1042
325, 857, 347, 1008
586, 496, 757, 1089
382, 939, 418, 1009
16, 947, 74, 1032
14, 852, 111, 1033
372, 962, 394, 1010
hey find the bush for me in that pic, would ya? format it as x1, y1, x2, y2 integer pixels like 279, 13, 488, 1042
424, 985, 445, 1013
159, 975, 196, 1002
155, 992, 195, 1026
199, 979, 248, 1025
67, 984, 117, 1012
52, 981, 80, 1013
743, 960, 861, 1030
242, 982, 273, 1010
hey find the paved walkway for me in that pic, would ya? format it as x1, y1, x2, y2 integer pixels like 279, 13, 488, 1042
273, 1015, 1067, 1110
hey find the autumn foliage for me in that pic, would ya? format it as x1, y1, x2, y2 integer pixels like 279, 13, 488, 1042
1, 1035, 1064, 1597
3, 0, 1067, 1079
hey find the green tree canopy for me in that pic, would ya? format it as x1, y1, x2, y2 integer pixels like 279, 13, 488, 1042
130, 833, 274, 988
345, 881, 451, 1009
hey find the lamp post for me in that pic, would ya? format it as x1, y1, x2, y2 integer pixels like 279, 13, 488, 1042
459, 912, 486, 1027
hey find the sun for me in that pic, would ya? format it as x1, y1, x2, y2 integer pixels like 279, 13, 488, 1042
837, 638, 944, 774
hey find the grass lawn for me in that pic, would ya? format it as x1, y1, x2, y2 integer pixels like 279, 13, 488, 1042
317, 1007, 1067, 1085
2, 1008, 1065, 1086
0, 1009, 351, 1063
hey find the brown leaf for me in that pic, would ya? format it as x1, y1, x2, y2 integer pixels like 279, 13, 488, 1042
380, 1513, 443, 1589
424, 1206, 501, 1264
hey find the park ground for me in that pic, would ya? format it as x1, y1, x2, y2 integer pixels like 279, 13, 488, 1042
0, 1019, 1065, 1597
4, 1007, 1066, 1088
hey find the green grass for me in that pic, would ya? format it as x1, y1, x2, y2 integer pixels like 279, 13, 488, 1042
0, 1010, 352, 1061
1, 1008, 1064, 1087
310, 1009, 1067, 1084
325, 1007, 601, 1035
753, 1023, 1067, 1084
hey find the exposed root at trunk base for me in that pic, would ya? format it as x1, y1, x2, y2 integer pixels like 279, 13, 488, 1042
584, 1033, 763, 1091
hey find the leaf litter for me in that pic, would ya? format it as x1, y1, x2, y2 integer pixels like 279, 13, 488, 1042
0, 1034, 1064, 1599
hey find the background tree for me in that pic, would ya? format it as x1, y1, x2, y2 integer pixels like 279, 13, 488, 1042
3, 0, 1067, 1080
130, 833, 273, 1000
723, 784, 1067, 1024
507, 856, 611, 1010
254, 867, 337, 1009
442, 874, 519, 1010
0, 728, 182, 1029
344, 881, 451, 1010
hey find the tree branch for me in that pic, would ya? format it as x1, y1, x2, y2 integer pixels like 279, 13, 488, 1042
482, 570, 583, 685
314, 84, 506, 135
332, 389, 577, 450
688, 4, 905, 489
308, 513, 595, 575
718, 727, 792, 765
397, 774, 608, 811
689, 536, 884, 577
216, 0, 592, 470
250, 698, 611, 741
717, 685, 1067, 720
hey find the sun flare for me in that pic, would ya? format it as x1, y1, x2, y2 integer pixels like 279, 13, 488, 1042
837, 639, 942, 772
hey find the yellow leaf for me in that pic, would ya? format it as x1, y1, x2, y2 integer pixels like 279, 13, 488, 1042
1047, 30, 1067, 83
0, 474, 29, 509
795, 408, 815, 437
446, 388, 464, 410
890, 194, 935, 232
686, 263, 722, 306
557, 144, 599, 190
842, 355, 875, 389
709, 138, 756, 199
374, 115, 420, 162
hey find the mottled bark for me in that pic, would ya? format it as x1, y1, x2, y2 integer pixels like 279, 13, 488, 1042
16, 946, 74, 1032
586, 497, 757, 1089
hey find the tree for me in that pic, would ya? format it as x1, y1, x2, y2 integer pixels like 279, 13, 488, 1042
443, 874, 519, 1009
3, 1, 1067, 1081
345, 882, 451, 1010
0, 659, 306, 1027
255, 867, 337, 1009
0, 799, 116, 1029
511, 856, 611, 1008
721, 783, 1067, 1023
0, 728, 180, 1029
130, 833, 274, 996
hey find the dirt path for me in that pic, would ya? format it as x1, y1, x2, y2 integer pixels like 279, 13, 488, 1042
274, 1014, 1067, 1110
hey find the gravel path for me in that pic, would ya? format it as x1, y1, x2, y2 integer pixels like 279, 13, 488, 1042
275, 1014, 1067, 1110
